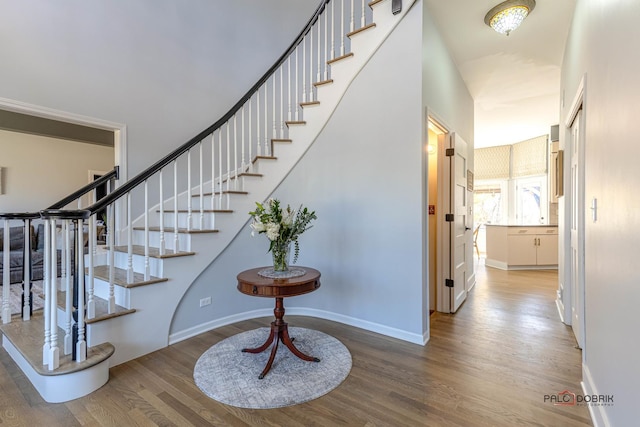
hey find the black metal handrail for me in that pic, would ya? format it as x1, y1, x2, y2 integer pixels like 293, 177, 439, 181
80, 0, 332, 215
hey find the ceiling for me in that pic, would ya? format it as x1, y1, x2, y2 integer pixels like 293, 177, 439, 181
423, 0, 576, 148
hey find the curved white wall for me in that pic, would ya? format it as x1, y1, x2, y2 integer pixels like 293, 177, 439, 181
172, 1, 474, 345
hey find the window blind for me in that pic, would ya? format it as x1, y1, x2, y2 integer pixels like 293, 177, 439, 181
475, 145, 511, 180
511, 135, 548, 178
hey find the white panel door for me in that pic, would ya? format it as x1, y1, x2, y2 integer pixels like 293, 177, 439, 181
570, 110, 585, 349
450, 133, 468, 313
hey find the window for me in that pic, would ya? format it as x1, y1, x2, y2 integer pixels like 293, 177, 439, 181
474, 135, 549, 225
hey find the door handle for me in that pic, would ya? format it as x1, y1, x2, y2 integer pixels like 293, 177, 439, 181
465, 227, 471, 231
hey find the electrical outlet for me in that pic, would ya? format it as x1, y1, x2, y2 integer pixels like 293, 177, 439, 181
199, 296, 212, 307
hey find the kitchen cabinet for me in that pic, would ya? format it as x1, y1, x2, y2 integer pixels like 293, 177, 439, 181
485, 225, 558, 270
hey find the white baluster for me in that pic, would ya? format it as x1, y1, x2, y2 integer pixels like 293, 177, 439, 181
248, 97, 252, 171
264, 84, 269, 156
144, 180, 150, 281
48, 219, 59, 370
350, 0, 355, 32
226, 124, 231, 209
75, 218, 86, 362
210, 132, 216, 230
64, 220, 72, 355
187, 148, 192, 231
211, 129, 220, 211
295, 46, 299, 120
317, 17, 321, 82
287, 57, 292, 121
361, 0, 365, 27
127, 193, 134, 282
302, 33, 307, 103
87, 214, 95, 319
280, 67, 284, 136
272, 74, 277, 140
159, 169, 166, 256
2, 221, 10, 323
233, 115, 238, 188
218, 130, 223, 210
199, 141, 204, 229
241, 106, 246, 176
173, 160, 179, 252
341, 0, 346, 56
256, 91, 262, 157
310, 28, 315, 99
42, 219, 51, 365
22, 218, 31, 320
331, 0, 336, 60
108, 203, 115, 313
324, 7, 329, 80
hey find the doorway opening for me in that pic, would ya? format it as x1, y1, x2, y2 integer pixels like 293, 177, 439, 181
428, 116, 474, 314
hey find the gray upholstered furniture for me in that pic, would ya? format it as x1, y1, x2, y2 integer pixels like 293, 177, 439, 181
0, 224, 65, 285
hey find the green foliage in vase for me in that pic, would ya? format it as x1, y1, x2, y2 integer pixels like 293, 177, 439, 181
249, 198, 317, 263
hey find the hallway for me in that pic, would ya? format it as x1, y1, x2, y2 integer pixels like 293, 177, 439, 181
0, 266, 592, 426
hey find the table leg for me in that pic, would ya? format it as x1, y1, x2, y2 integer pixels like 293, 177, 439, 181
242, 297, 320, 379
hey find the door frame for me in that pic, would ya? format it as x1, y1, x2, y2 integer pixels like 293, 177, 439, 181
0, 97, 127, 183
560, 75, 586, 352
428, 113, 472, 314
0, 96, 127, 232
428, 115, 451, 313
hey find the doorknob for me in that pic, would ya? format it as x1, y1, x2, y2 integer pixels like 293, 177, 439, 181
465, 227, 471, 231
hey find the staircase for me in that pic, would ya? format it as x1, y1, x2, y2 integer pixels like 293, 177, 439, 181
0, 0, 415, 403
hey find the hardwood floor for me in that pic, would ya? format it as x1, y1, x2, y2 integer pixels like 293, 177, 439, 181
0, 265, 592, 426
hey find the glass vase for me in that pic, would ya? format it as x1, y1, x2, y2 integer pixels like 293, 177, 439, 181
271, 242, 291, 272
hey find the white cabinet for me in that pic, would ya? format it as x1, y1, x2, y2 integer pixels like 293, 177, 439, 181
486, 225, 558, 270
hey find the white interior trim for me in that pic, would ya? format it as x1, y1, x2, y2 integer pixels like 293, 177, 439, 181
0, 97, 127, 183
565, 74, 586, 128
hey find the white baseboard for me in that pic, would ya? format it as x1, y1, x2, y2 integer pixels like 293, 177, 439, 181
169, 307, 426, 346
555, 297, 565, 323
582, 363, 610, 427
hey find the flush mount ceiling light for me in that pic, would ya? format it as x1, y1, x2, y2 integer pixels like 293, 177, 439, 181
484, 0, 536, 36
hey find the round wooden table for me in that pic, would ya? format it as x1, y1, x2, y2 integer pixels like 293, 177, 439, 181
237, 267, 321, 379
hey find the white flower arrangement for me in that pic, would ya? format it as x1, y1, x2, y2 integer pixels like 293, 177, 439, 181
249, 198, 317, 264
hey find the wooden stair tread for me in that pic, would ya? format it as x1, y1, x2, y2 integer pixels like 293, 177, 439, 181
238, 172, 263, 177
285, 120, 306, 126
157, 209, 233, 213
91, 265, 168, 288
271, 138, 292, 143
252, 155, 277, 163
54, 289, 136, 324
0, 312, 115, 376
133, 226, 219, 234
327, 52, 354, 65
110, 245, 196, 258
314, 79, 334, 87
369, 0, 384, 7
347, 23, 376, 38
197, 190, 248, 197
300, 101, 320, 107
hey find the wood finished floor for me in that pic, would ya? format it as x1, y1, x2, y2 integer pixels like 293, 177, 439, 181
0, 265, 592, 426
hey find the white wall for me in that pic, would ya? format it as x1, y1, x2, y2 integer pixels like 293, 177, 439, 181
172, 1, 474, 345
560, 1, 640, 425
0, 0, 319, 178
0, 129, 114, 212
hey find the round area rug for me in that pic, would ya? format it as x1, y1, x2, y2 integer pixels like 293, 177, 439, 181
193, 327, 352, 409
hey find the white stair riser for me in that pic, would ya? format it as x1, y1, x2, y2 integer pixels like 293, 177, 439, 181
131, 230, 190, 253
156, 212, 216, 230
91, 277, 130, 308
111, 251, 164, 277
